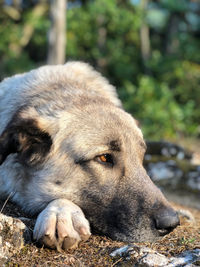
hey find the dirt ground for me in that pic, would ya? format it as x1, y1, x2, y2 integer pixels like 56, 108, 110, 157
1, 200, 200, 267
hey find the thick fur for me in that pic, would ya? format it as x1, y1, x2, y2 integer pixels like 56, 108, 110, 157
0, 62, 179, 250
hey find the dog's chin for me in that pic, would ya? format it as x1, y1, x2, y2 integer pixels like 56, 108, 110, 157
105, 230, 164, 243
91, 223, 162, 243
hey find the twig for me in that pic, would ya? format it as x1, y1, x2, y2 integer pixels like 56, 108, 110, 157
0, 191, 14, 213
111, 257, 123, 266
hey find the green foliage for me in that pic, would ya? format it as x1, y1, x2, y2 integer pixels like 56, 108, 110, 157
67, 0, 141, 83
0, 3, 49, 78
0, 0, 200, 140
66, 0, 200, 139
120, 76, 196, 138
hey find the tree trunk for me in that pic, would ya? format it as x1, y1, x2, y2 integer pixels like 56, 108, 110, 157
47, 0, 67, 65
163, 13, 179, 55
140, 0, 151, 73
96, 14, 107, 71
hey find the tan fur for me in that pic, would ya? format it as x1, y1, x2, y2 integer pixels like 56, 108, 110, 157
0, 62, 179, 250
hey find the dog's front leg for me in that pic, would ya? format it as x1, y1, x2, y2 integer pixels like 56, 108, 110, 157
33, 199, 91, 251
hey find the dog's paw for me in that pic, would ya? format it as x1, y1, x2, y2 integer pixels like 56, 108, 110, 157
33, 199, 91, 251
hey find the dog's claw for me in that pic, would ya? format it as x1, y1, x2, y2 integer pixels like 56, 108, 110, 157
33, 199, 91, 251
42, 234, 57, 249
63, 237, 79, 250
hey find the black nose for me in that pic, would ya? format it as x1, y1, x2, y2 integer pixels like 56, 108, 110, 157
154, 208, 180, 235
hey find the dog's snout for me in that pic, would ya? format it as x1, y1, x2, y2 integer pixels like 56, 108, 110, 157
154, 208, 180, 235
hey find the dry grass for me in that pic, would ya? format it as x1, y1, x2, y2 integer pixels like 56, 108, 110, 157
1, 200, 199, 266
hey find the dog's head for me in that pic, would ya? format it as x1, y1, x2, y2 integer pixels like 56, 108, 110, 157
0, 97, 179, 242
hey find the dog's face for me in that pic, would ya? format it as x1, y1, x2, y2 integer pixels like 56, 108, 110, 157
0, 99, 179, 242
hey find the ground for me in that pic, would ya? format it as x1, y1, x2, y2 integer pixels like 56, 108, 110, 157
1, 199, 200, 267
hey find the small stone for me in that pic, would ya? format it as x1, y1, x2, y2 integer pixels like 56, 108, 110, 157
178, 209, 195, 222
138, 252, 169, 267
15, 220, 26, 230
168, 249, 200, 267
110, 245, 133, 257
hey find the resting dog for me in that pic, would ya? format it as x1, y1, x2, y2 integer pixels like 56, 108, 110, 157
0, 62, 179, 251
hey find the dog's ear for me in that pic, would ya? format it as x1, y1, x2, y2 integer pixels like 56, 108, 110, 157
0, 118, 52, 166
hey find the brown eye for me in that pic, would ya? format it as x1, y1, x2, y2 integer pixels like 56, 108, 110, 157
96, 154, 114, 166
99, 155, 107, 162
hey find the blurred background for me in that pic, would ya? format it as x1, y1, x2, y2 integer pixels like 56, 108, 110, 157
0, 0, 200, 207
0, 0, 200, 143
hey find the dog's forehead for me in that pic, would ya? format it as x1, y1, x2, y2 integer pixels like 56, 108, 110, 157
83, 107, 143, 140
65, 107, 144, 154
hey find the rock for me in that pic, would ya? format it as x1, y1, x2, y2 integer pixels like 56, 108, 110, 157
0, 213, 31, 263
110, 245, 132, 257
137, 251, 169, 267
178, 209, 195, 222
187, 168, 200, 191
110, 245, 200, 267
146, 141, 192, 160
167, 249, 200, 267
144, 141, 200, 197
110, 245, 169, 266
146, 160, 183, 183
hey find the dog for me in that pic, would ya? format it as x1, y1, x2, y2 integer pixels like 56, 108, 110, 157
0, 62, 179, 251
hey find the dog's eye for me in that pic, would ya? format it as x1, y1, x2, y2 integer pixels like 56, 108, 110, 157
96, 154, 114, 166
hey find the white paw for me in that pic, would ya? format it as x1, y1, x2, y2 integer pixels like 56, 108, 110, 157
33, 199, 91, 251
